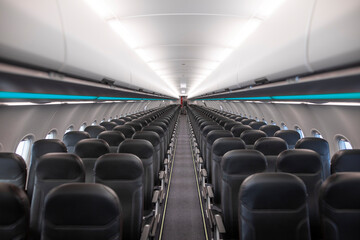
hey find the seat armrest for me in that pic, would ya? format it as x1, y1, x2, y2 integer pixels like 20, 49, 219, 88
152, 190, 160, 204
201, 169, 207, 178
206, 185, 214, 198
140, 224, 151, 240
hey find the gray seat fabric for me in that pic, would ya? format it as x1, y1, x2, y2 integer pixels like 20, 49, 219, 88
201, 125, 224, 162
274, 130, 300, 149
330, 149, 360, 173
28, 139, 67, 201
74, 139, 110, 182
249, 121, 267, 130
221, 150, 267, 239
259, 125, 280, 137
254, 137, 288, 172
239, 173, 311, 240
241, 119, 256, 125
234, 117, 247, 122
100, 122, 118, 130
142, 126, 165, 165
97, 131, 126, 153
118, 139, 154, 212
240, 130, 267, 149
63, 131, 90, 153
277, 149, 323, 239
149, 122, 168, 152
30, 153, 85, 239
119, 117, 132, 122
0, 152, 27, 189
199, 122, 218, 154
42, 183, 122, 240
224, 121, 241, 131
0, 183, 30, 240
111, 119, 126, 125
84, 125, 106, 138
295, 137, 330, 179
320, 173, 360, 240
95, 153, 143, 240
211, 137, 245, 204
125, 122, 143, 131
113, 125, 136, 138
230, 125, 252, 137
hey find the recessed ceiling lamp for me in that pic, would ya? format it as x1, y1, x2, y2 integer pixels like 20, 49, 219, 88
181, 90, 186, 94
180, 83, 187, 88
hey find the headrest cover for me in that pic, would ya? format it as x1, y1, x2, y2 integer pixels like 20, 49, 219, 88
274, 130, 300, 146
331, 149, 360, 173
254, 137, 288, 155
259, 125, 281, 137
113, 125, 136, 138
231, 125, 252, 137
224, 121, 241, 131
75, 139, 110, 158
120, 117, 132, 122
277, 149, 322, 174
0, 153, 27, 179
63, 131, 90, 147
125, 122, 142, 131
110, 119, 126, 125
142, 126, 164, 137
320, 173, 360, 209
241, 119, 256, 125
240, 130, 267, 145
295, 137, 329, 156
97, 131, 126, 146
222, 150, 267, 174
235, 117, 247, 122
32, 139, 67, 159
207, 130, 233, 144
203, 125, 224, 136
133, 131, 160, 146
0, 183, 29, 224
37, 153, 85, 180
200, 121, 217, 130
95, 153, 144, 180
149, 122, 167, 130
118, 139, 154, 159
240, 173, 307, 209
249, 121, 267, 130
212, 137, 246, 156
44, 183, 120, 225
100, 122, 118, 130
84, 125, 106, 138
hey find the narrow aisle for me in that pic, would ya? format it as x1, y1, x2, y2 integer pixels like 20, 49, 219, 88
161, 115, 205, 240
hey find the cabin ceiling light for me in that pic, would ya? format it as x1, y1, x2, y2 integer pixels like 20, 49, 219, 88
180, 83, 187, 88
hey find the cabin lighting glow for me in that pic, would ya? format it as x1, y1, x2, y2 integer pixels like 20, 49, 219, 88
180, 83, 187, 88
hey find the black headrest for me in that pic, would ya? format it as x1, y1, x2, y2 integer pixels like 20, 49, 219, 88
249, 121, 267, 130
222, 149, 267, 174
240, 130, 267, 145
200, 121, 217, 130
207, 130, 233, 144
240, 173, 307, 209
142, 126, 164, 137
202, 125, 224, 136
224, 121, 241, 131
110, 119, 126, 125
0, 153, 27, 180
135, 119, 148, 126
241, 119, 256, 125
125, 122, 143, 131
44, 183, 120, 225
331, 149, 360, 173
74, 139, 110, 158
235, 117, 247, 122
84, 125, 106, 138
259, 125, 281, 137
100, 122, 118, 130
149, 122, 167, 131
277, 149, 322, 174
0, 183, 29, 225
63, 131, 90, 147
37, 153, 85, 180
212, 137, 246, 156
133, 131, 160, 146
320, 172, 360, 209
95, 153, 143, 180
118, 139, 154, 159
274, 130, 300, 146
231, 125, 252, 137
113, 125, 136, 138
120, 117, 132, 122
97, 131, 126, 146
219, 120, 231, 127
254, 137, 288, 155
295, 137, 329, 156
32, 139, 67, 160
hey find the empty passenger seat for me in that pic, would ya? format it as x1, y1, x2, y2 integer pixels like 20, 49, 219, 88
230, 125, 252, 137
97, 131, 126, 153
110, 119, 126, 125
42, 183, 122, 240
241, 119, 256, 125
0, 153, 27, 189
331, 149, 360, 173
249, 121, 267, 130
100, 122, 118, 130
125, 122, 143, 131
63, 131, 90, 153
113, 125, 136, 138
274, 130, 300, 149
84, 125, 106, 138
259, 125, 280, 137
240, 130, 267, 149
254, 137, 288, 171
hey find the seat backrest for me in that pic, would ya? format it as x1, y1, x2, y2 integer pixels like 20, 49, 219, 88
110, 119, 126, 125
211, 137, 245, 204
125, 122, 143, 131
100, 121, 118, 130
224, 121, 240, 131
97, 131, 126, 153
0, 183, 30, 240
42, 183, 122, 240
295, 137, 330, 179
95, 153, 143, 240
230, 125, 252, 137
113, 125, 136, 138
331, 149, 360, 173
239, 172, 310, 240
240, 130, 267, 148
274, 130, 300, 149
0, 153, 27, 189
142, 126, 165, 162
249, 121, 267, 130
259, 125, 280, 137
28, 139, 67, 201
201, 125, 223, 159
241, 119, 256, 125
120, 117, 132, 122
277, 149, 323, 239
63, 131, 90, 153
221, 150, 267, 239
254, 137, 288, 171
84, 125, 106, 138
118, 139, 154, 212
235, 117, 247, 122
320, 173, 360, 240
30, 153, 85, 238
74, 139, 110, 182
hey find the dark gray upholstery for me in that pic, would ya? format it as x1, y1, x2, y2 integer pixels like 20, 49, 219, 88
259, 125, 280, 137
113, 125, 136, 138
0, 153, 27, 189
63, 131, 90, 153
97, 131, 126, 153
234, 117, 247, 122
254, 137, 288, 172
125, 122, 143, 131
224, 121, 241, 131
221, 150, 267, 239
320, 173, 360, 240
111, 119, 126, 125
331, 149, 360, 173
95, 153, 143, 240
230, 125, 252, 137
201, 125, 224, 162
295, 137, 330, 179
239, 173, 311, 240
142, 126, 165, 164
119, 117, 132, 122
42, 183, 122, 240
274, 130, 300, 149
0, 183, 29, 240
240, 130, 267, 148
249, 121, 267, 130
241, 119, 256, 125
100, 121, 118, 130
84, 125, 106, 138
149, 122, 168, 150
